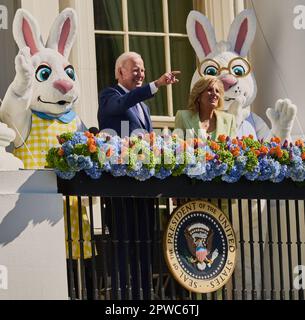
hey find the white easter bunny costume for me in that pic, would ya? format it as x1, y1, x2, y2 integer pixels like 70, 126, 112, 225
186, 9, 297, 142
0, 8, 84, 169
0, 9, 91, 260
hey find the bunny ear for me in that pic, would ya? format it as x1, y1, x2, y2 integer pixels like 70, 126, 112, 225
227, 9, 256, 57
186, 10, 217, 61
13, 9, 44, 55
46, 8, 77, 58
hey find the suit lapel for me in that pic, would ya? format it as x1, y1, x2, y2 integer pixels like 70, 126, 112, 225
114, 85, 125, 95
130, 105, 143, 128
185, 112, 200, 135
115, 85, 142, 126
115, 84, 152, 131
215, 110, 227, 138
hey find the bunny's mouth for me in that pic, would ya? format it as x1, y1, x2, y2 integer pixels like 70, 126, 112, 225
38, 96, 77, 105
224, 97, 236, 102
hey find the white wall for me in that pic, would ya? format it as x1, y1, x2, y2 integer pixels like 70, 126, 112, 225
246, 0, 305, 138
0, 0, 19, 99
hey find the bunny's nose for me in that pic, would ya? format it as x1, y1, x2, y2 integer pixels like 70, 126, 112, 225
53, 80, 73, 94
220, 75, 238, 91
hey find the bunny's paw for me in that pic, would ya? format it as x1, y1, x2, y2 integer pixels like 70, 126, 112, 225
266, 99, 297, 141
14, 47, 35, 95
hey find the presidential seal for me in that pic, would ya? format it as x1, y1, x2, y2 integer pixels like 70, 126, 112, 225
164, 200, 236, 293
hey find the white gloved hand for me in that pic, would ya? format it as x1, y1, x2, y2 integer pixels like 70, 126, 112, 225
266, 99, 297, 141
227, 96, 247, 128
14, 47, 35, 97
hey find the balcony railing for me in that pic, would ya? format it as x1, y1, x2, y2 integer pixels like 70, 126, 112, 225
57, 172, 305, 300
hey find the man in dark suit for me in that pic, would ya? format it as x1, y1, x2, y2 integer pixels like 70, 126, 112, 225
97, 52, 180, 300
98, 51, 180, 137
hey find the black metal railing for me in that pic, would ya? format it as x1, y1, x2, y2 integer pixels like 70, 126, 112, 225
57, 172, 305, 300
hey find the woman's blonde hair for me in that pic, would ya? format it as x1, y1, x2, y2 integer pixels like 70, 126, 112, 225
188, 76, 224, 113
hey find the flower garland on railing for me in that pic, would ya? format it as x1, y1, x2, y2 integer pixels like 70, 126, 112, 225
46, 131, 305, 183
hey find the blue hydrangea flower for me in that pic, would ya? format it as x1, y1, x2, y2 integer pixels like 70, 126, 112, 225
77, 155, 93, 170
244, 165, 260, 181
155, 167, 172, 179
272, 164, 287, 183
236, 155, 247, 171
288, 162, 305, 182
290, 146, 302, 158
70, 132, 88, 145
127, 167, 155, 181
200, 160, 227, 181
222, 165, 242, 183
257, 158, 279, 181
66, 154, 80, 170
85, 162, 102, 179
185, 161, 206, 178
111, 164, 128, 177
55, 169, 76, 180
61, 141, 74, 155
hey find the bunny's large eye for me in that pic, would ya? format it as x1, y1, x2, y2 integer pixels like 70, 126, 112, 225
204, 66, 219, 76
65, 65, 76, 81
35, 65, 52, 82
228, 57, 251, 77
232, 65, 246, 77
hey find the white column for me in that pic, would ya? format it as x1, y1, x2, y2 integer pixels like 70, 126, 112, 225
59, 0, 99, 128
0, 170, 68, 299
21, 0, 59, 41
245, 0, 305, 138
194, 0, 244, 40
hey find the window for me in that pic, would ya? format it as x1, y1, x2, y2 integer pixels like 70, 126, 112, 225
93, 0, 196, 127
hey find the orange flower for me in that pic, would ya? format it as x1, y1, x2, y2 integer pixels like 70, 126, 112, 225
238, 140, 246, 150
271, 136, 281, 144
254, 150, 261, 157
150, 131, 156, 140
84, 131, 94, 139
106, 147, 113, 158
206, 152, 214, 161
302, 152, 305, 160
89, 144, 97, 153
231, 147, 240, 157
57, 148, 64, 156
270, 146, 283, 158
231, 138, 238, 145
259, 145, 269, 155
87, 138, 96, 146
210, 141, 220, 151
218, 134, 226, 143
295, 139, 304, 147
249, 134, 254, 140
